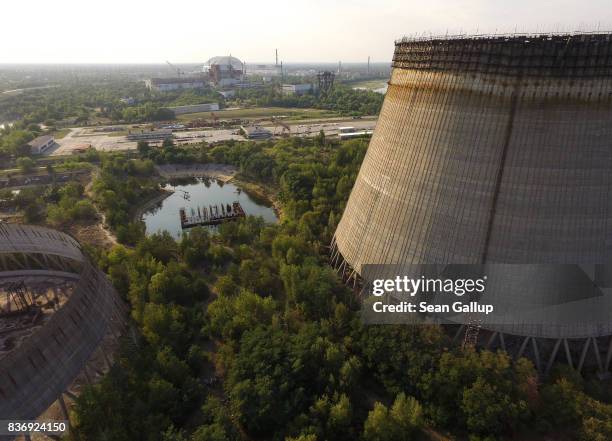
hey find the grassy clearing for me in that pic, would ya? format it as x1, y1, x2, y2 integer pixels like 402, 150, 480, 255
176, 107, 339, 122
52, 128, 72, 139
0, 164, 91, 178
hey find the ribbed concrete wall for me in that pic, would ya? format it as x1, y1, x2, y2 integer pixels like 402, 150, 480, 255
0, 225, 125, 420
333, 34, 612, 339
0, 224, 83, 262
336, 34, 612, 267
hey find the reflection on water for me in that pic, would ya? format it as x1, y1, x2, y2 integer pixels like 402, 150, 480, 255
374, 85, 388, 94
143, 178, 278, 239
352, 84, 388, 94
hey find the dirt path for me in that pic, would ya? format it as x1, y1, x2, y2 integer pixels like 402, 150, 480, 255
83, 168, 118, 247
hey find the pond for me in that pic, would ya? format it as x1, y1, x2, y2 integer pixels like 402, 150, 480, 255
142, 178, 278, 239
352, 83, 388, 95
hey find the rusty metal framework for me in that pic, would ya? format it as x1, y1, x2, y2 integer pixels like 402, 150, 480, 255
330, 240, 612, 377
0, 224, 127, 422
450, 325, 612, 378
317, 71, 335, 96
393, 33, 612, 77
2, 281, 34, 315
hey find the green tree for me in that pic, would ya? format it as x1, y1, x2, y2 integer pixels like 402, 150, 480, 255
137, 140, 151, 156
420, 350, 534, 435
363, 402, 396, 441
192, 397, 241, 441
363, 394, 422, 441
180, 227, 211, 266
390, 393, 423, 435
1, 130, 34, 156
214, 275, 240, 297
16, 156, 35, 173
142, 303, 188, 351
286, 435, 317, 441
46, 163, 55, 178
207, 290, 275, 340
315, 130, 326, 147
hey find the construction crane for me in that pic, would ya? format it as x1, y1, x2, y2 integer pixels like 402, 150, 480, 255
166, 61, 185, 78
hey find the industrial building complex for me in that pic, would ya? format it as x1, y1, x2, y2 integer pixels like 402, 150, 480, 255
169, 103, 220, 116
281, 83, 314, 95
205, 56, 245, 87
145, 55, 246, 92
332, 33, 612, 374
145, 77, 206, 92
0, 224, 126, 422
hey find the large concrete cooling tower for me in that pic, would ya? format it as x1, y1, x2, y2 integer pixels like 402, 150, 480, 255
331, 33, 612, 374
0, 224, 126, 426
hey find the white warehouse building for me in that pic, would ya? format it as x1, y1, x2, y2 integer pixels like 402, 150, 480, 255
28, 135, 55, 155
169, 103, 220, 116
145, 77, 206, 92
282, 83, 314, 95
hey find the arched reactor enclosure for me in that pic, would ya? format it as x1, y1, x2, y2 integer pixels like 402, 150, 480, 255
331, 33, 612, 374
0, 224, 126, 420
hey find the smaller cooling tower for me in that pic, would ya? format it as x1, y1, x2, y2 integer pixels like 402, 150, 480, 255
0, 224, 126, 421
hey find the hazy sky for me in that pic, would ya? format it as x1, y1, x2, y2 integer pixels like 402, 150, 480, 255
2, 0, 611, 64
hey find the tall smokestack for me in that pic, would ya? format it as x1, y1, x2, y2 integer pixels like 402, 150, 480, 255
275, 49, 278, 67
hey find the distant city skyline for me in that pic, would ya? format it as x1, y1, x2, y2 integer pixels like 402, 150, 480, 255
3, 0, 612, 64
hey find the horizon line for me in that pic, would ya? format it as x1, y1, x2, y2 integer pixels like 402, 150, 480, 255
0, 60, 392, 66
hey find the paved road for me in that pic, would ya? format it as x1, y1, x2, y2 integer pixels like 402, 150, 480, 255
50, 119, 377, 156
52, 127, 137, 155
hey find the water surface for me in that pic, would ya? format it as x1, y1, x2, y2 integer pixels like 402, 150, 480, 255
143, 178, 277, 239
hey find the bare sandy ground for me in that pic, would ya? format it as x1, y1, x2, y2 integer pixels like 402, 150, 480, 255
51, 127, 137, 155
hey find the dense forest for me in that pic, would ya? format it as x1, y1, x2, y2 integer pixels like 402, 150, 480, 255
0, 122, 40, 158
229, 84, 384, 116
0, 81, 220, 127
41, 138, 612, 441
